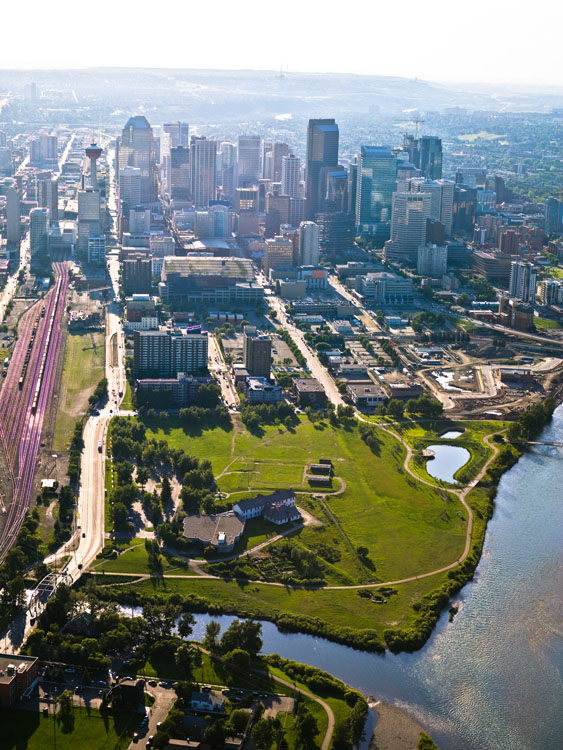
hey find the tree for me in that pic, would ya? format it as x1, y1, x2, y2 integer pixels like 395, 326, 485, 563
175, 643, 196, 676
204, 720, 226, 750
57, 690, 75, 733
223, 648, 251, 674
251, 717, 276, 750
220, 619, 262, 656
161, 475, 172, 504
112, 502, 129, 530
197, 383, 221, 408
332, 720, 353, 750
178, 612, 196, 640
294, 703, 318, 749
226, 708, 251, 735
356, 545, 369, 558
136, 466, 150, 491
142, 602, 182, 644
386, 399, 404, 419
203, 620, 221, 652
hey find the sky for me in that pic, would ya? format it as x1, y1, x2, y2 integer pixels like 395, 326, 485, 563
1, 0, 562, 87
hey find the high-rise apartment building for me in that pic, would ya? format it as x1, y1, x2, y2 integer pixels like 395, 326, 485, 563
417, 244, 448, 277
306, 119, 339, 220
408, 177, 454, 235
281, 154, 301, 198
545, 197, 563, 235
37, 175, 59, 225
190, 137, 217, 208
29, 207, 49, 256
6, 185, 21, 244
298, 221, 320, 266
133, 328, 208, 376
77, 187, 101, 256
509, 261, 537, 303
243, 326, 272, 379
355, 146, 397, 238
237, 135, 261, 187
118, 115, 157, 205
499, 229, 520, 254
385, 192, 432, 263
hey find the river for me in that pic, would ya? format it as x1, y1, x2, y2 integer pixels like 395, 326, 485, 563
186, 407, 563, 749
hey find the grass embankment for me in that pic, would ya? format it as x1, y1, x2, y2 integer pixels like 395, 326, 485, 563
120, 380, 134, 410
53, 332, 105, 451
92, 539, 198, 576
0, 706, 136, 750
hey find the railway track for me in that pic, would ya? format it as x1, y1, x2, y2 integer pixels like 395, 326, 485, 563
0, 263, 69, 560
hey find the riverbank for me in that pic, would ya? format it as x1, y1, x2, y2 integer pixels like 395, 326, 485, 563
370, 701, 432, 750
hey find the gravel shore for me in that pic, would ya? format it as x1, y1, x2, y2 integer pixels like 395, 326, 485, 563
369, 701, 433, 750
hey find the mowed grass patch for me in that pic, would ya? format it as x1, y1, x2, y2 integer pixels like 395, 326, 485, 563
53, 331, 105, 451
106, 572, 448, 637
0, 706, 137, 750
93, 540, 196, 575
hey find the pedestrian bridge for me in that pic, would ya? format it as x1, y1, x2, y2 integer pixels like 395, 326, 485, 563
28, 569, 72, 615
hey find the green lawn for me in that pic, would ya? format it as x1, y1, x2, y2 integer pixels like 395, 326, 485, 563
53, 332, 105, 451
457, 131, 506, 141
93, 540, 196, 575
0, 706, 138, 750
120, 380, 134, 410
534, 317, 562, 329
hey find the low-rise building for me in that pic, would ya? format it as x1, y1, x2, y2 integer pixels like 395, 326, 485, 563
292, 377, 327, 407
0, 654, 39, 707
183, 512, 244, 553
136, 373, 216, 406
346, 383, 386, 409
233, 489, 300, 524
245, 376, 282, 403
388, 381, 424, 399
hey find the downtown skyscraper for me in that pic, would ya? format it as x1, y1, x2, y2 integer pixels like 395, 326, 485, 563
118, 116, 158, 205
305, 119, 339, 220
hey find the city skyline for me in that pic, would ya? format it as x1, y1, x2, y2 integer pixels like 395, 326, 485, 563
0, 0, 562, 86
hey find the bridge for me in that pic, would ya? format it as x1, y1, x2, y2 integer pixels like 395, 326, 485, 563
28, 569, 72, 616
527, 441, 563, 447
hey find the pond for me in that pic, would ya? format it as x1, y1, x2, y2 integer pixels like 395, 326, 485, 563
439, 430, 464, 439
425, 443, 470, 483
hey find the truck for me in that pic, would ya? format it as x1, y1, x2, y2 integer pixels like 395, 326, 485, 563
97, 440, 102, 452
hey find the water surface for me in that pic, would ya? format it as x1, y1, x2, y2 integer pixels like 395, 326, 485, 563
425, 444, 470, 483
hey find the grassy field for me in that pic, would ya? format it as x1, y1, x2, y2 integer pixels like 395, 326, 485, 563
120, 380, 134, 410
93, 539, 197, 575
104, 413, 502, 641
53, 332, 105, 451
534, 317, 562, 329
0, 706, 137, 750
457, 131, 507, 141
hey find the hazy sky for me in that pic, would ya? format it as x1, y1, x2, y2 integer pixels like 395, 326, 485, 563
1, 0, 561, 87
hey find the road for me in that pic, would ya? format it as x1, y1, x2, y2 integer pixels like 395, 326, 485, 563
0, 236, 29, 324
266, 294, 345, 407
46, 252, 126, 580
208, 333, 239, 407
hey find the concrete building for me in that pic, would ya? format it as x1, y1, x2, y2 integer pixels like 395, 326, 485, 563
237, 135, 261, 187
233, 489, 300, 524
37, 175, 58, 225
133, 327, 208, 376
136, 373, 215, 405
298, 221, 320, 266
87, 234, 106, 266
123, 256, 152, 295
264, 235, 294, 273
281, 154, 301, 198
190, 136, 217, 208
417, 244, 448, 277
539, 278, 563, 306
160, 256, 262, 306
245, 376, 282, 403
6, 185, 20, 244
292, 377, 327, 407
306, 119, 339, 220
243, 325, 272, 378
385, 192, 432, 263
346, 383, 386, 409
29, 207, 49, 256
77, 187, 101, 256
509, 261, 537, 303
355, 272, 414, 305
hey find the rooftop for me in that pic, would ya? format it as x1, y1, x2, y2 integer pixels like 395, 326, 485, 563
183, 512, 244, 547
163, 256, 254, 280
0, 654, 37, 684
293, 377, 324, 393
